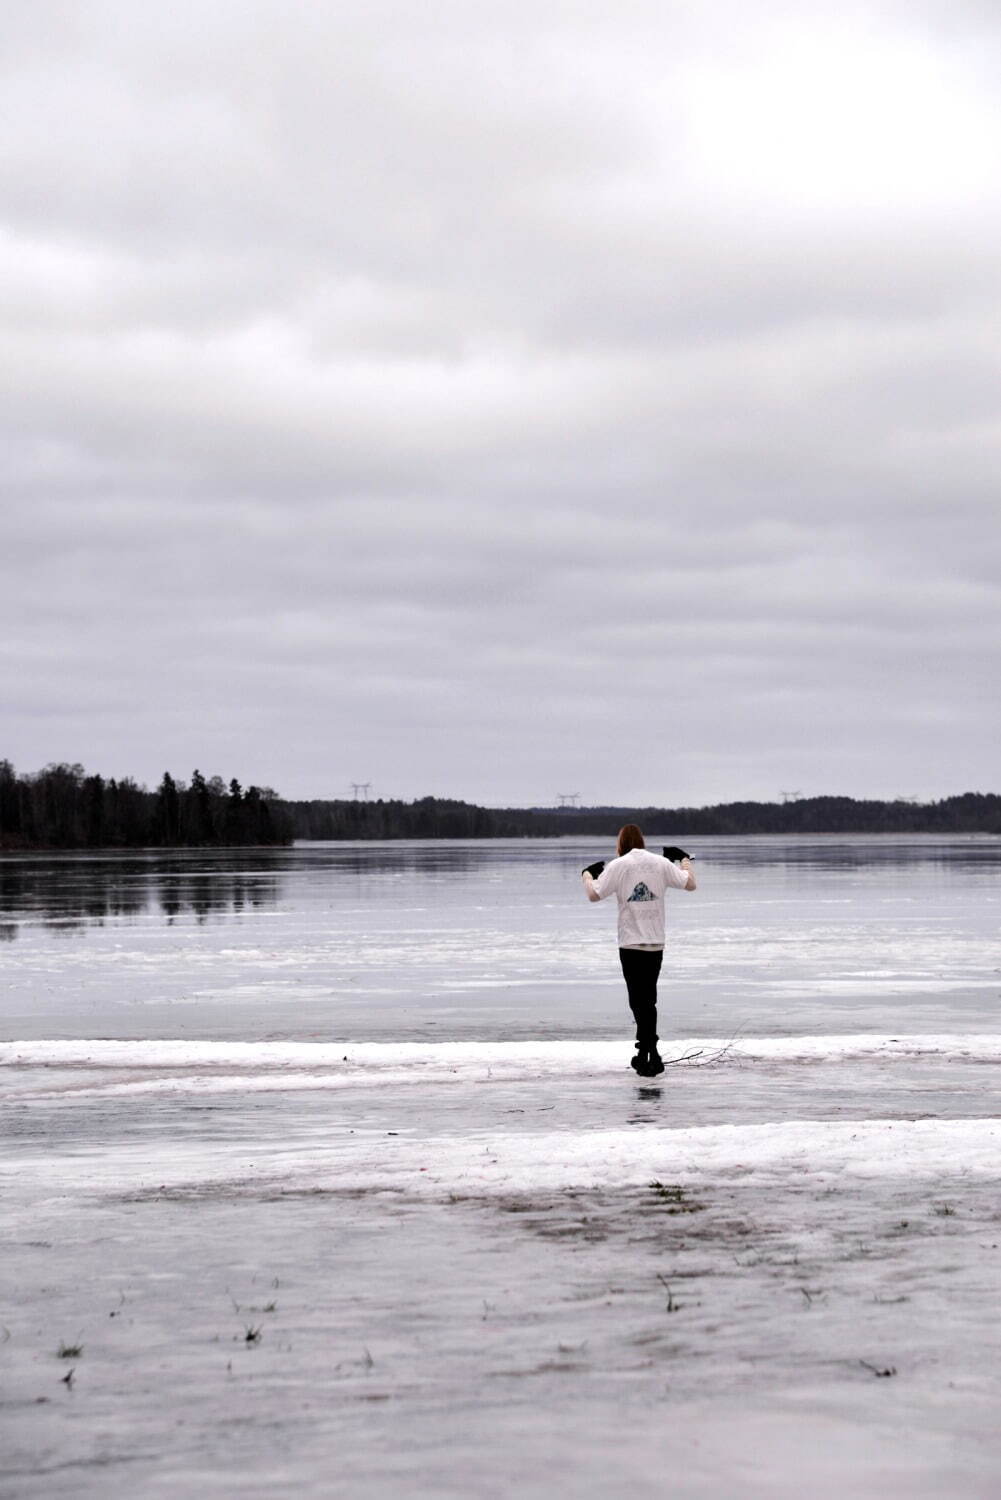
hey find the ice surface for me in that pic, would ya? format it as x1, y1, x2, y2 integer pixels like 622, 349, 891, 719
2, 839, 1000, 1496
3, 1034, 1001, 1498
2, 836, 999, 1040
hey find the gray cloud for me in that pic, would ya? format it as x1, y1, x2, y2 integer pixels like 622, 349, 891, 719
3, 0, 1000, 804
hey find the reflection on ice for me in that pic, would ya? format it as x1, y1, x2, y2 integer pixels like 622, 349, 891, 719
0, 861, 282, 929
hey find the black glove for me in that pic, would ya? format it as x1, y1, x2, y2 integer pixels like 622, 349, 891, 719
662, 846, 691, 863
582, 861, 605, 879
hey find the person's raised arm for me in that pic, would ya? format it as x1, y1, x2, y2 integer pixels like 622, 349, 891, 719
680, 857, 697, 892
582, 871, 602, 903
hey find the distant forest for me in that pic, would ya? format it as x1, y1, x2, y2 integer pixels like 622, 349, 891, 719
2, 761, 999, 850
0, 761, 292, 849
285, 791, 1001, 839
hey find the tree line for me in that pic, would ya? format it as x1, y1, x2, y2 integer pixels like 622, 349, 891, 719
505, 793, 1001, 836
287, 795, 519, 841
0, 761, 292, 849
282, 791, 1001, 838
3, 762, 999, 849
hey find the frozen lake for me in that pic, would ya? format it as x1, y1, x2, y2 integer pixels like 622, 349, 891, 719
2, 837, 1000, 1497
1, 834, 999, 1040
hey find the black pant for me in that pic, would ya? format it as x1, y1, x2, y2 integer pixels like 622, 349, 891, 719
618, 947, 663, 1048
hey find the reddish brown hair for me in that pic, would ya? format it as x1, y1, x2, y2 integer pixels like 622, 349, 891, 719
616, 824, 645, 857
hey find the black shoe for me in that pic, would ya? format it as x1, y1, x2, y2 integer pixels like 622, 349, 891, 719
646, 1047, 665, 1076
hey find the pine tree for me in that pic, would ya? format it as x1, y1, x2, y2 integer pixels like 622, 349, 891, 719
156, 772, 180, 844
84, 773, 105, 847
189, 770, 215, 844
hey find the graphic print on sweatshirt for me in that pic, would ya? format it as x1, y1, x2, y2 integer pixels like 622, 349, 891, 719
627, 882, 655, 902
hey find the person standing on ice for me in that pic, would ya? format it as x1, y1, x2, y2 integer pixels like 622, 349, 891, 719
581, 824, 696, 1078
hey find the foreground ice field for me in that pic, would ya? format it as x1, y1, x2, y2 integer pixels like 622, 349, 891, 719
2, 1035, 1000, 1498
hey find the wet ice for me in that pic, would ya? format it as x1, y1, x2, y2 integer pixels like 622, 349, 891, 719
1, 837, 999, 1497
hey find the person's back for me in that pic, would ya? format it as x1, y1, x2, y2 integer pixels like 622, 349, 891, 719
593, 846, 689, 948
582, 825, 696, 1077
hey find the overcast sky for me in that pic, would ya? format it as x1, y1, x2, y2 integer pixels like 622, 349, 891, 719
3, 0, 999, 807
